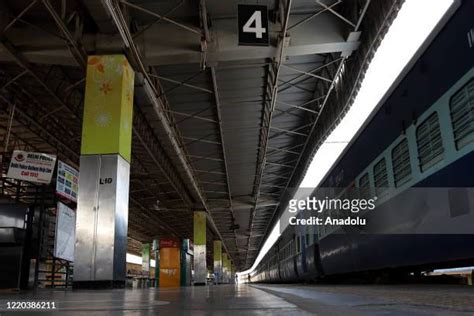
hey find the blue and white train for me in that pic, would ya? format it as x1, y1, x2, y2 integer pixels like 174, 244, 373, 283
251, 0, 474, 283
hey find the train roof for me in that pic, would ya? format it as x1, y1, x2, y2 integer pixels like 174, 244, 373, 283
316, 0, 463, 189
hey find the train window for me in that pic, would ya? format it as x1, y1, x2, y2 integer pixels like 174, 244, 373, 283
391, 138, 411, 187
358, 173, 370, 198
450, 79, 474, 149
416, 112, 444, 171
373, 158, 388, 196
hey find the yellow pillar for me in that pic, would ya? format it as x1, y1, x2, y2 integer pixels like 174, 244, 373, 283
81, 55, 134, 161
74, 55, 134, 288
193, 211, 207, 285
213, 240, 222, 284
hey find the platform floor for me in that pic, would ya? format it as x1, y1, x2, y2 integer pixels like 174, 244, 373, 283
1, 283, 474, 315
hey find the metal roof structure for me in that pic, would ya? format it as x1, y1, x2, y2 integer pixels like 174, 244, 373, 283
0, 0, 403, 270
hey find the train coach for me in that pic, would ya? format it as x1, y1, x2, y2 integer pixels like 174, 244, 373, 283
251, 0, 474, 284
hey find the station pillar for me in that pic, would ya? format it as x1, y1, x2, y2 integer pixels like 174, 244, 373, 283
193, 211, 207, 285
222, 253, 229, 283
213, 240, 222, 284
159, 239, 181, 287
231, 263, 235, 284
74, 55, 134, 289
152, 239, 159, 287
181, 239, 193, 286
227, 254, 231, 283
142, 243, 151, 278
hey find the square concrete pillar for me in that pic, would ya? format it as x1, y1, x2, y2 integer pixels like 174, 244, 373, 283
193, 211, 207, 285
222, 253, 229, 283
213, 240, 222, 284
74, 55, 134, 289
142, 243, 151, 277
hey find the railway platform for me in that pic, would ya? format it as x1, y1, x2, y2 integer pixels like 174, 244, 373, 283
2, 284, 474, 315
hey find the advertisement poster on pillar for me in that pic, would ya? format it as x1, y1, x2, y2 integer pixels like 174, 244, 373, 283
7, 150, 57, 184
56, 160, 79, 202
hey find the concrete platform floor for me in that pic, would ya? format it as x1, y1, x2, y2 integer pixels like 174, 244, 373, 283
0, 283, 473, 315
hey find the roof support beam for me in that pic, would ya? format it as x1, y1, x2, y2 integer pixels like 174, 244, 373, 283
0, 70, 27, 91
278, 57, 343, 92
119, 0, 201, 35
276, 100, 319, 114
0, 40, 82, 119
148, 73, 213, 94
281, 64, 332, 83
253, 0, 373, 267
316, 0, 356, 28
269, 126, 308, 137
42, 0, 87, 68
183, 135, 221, 146
247, 0, 293, 266
132, 109, 194, 206
265, 161, 295, 169
287, 0, 341, 31
102, 1, 233, 260
0, 12, 359, 66
1, 0, 37, 35
189, 154, 223, 162
166, 110, 217, 124
0, 95, 78, 160
267, 145, 301, 156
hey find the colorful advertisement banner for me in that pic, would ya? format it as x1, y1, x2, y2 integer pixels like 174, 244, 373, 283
56, 160, 79, 202
81, 55, 135, 162
7, 150, 57, 184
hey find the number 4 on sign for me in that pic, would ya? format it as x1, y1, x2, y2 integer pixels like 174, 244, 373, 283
243, 11, 266, 39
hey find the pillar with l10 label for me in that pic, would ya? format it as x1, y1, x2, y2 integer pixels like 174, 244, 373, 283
74, 55, 134, 289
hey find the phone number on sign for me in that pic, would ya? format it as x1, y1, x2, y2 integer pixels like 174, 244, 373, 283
5, 301, 57, 310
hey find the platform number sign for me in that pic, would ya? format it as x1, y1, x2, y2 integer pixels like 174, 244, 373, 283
238, 4, 269, 46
